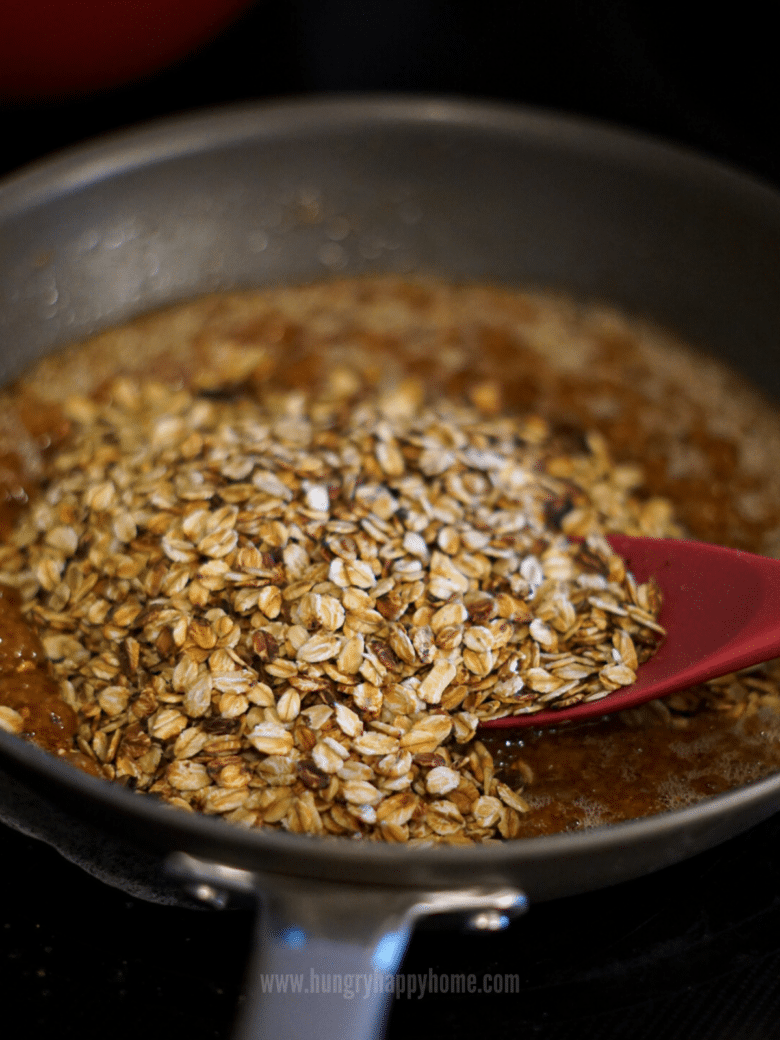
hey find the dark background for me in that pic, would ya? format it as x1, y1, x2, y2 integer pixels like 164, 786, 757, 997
3, 3, 780, 1039
2, 0, 779, 186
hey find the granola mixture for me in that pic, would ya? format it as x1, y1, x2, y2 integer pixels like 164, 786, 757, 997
2, 275, 780, 840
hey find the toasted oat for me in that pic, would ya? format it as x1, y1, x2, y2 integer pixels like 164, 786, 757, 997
0, 279, 686, 845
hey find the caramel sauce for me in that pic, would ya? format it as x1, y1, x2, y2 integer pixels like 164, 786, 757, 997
0, 531, 98, 775
0, 452, 27, 540
0, 393, 70, 537
0, 396, 88, 761
3, 277, 780, 826
0, 584, 81, 754
484, 705, 780, 834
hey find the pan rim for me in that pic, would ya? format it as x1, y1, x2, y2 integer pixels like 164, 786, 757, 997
2, 93, 780, 223
3, 721, 780, 877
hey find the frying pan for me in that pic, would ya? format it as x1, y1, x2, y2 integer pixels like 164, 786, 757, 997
2, 96, 780, 1040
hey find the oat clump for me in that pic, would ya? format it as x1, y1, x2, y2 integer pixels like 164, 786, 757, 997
0, 372, 666, 842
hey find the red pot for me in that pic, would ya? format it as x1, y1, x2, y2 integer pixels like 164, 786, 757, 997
1, 0, 254, 99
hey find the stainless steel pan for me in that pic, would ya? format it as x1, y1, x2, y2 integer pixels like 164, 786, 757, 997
2, 96, 780, 1040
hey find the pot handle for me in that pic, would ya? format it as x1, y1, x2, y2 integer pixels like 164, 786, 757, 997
167, 852, 526, 1040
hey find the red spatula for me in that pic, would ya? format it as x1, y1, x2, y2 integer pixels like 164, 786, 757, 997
482, 535, 780, 729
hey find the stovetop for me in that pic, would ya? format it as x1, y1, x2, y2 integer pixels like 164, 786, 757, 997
5, 807, 780, 1040
1, 2, 779, 1037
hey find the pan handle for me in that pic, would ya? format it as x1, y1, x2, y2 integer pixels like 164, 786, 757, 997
167, 852, 526, 1040
239, 876, 526, 1040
